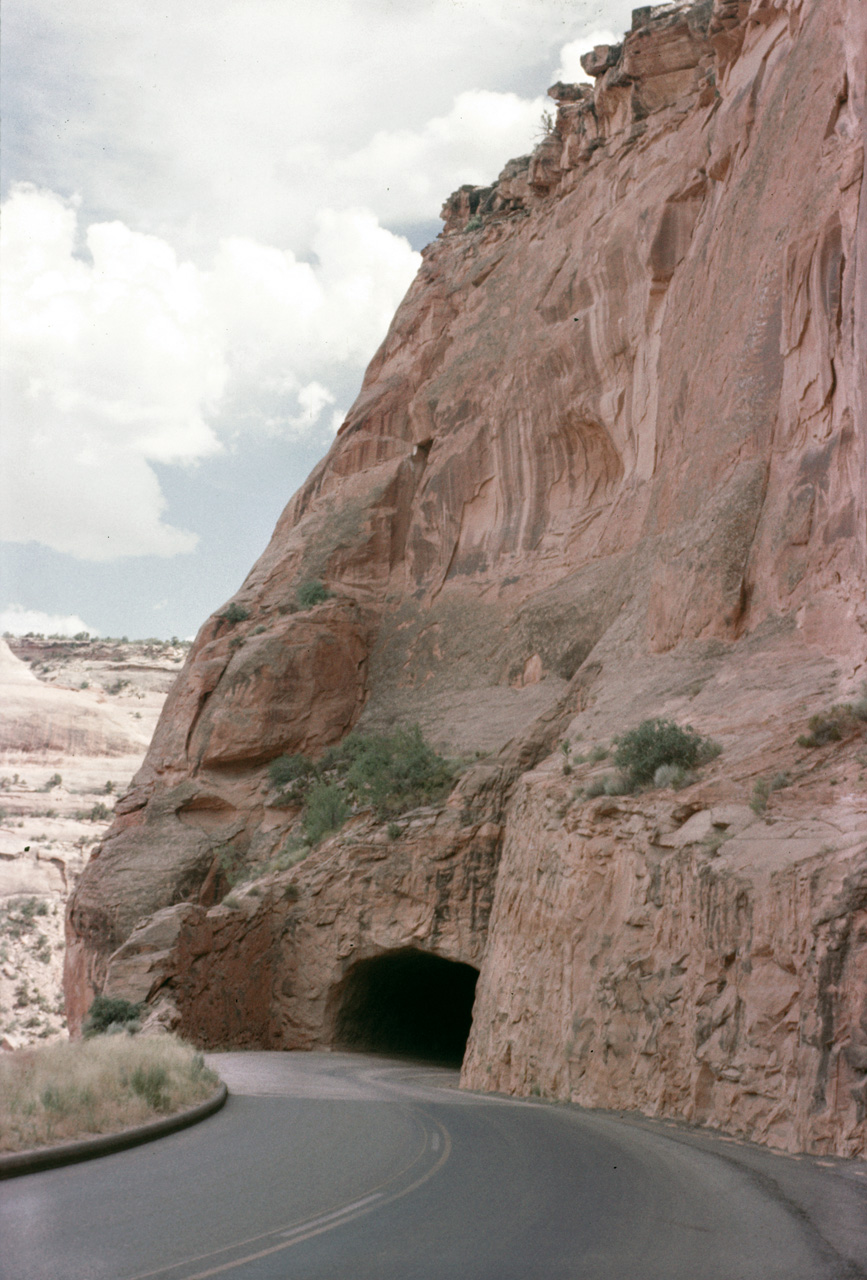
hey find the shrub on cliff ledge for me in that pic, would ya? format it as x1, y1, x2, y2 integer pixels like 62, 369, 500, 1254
219, 602, 249, 625
268, 725, 457, 844
296, 579, 332, 609
613, 718, 721, 790
327, 724, 455, 819
796, 692, 867, 748
303, 782, 350, 844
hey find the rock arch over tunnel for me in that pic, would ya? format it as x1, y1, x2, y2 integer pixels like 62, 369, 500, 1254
332, 948, 480, 1065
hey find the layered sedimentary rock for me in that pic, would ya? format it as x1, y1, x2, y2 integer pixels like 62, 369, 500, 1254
66, 0, 866, 1155
0, 639, 151, 757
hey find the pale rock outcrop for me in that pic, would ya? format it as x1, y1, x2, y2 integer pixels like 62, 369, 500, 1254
0, 641, 149, 757
66, 0, 866, 1155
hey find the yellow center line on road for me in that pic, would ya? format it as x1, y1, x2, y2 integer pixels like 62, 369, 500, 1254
124, 1111, 452, 1280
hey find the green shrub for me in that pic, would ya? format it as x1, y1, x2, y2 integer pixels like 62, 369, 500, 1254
82, 995, 144, 1038
130, 1064, 169, 1111
220, 602, 249, 625
750, 778, 770, 814
267, 841, 309, 874
296, 579, 332, 609
334, 725, 450, 818
267, 726, 456, 846
303, 782, 350, 845
90, 801, 111, 821
798, 711, 857, 748
614, 718, 720, 790
797, 689, 867, 748
268, 753, 317, 790
465, 215, 483, 232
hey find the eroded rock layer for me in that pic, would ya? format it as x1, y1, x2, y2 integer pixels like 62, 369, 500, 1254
66, 0, 866, 1155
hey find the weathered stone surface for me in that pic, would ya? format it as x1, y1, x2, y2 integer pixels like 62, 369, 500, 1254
94, 774, 506, 1051
66, 0, 866, 1155
0, 640, 150, 757
464, 741, 867, 1156
0, 637, 181, 1046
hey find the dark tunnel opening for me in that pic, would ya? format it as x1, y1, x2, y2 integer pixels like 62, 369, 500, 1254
333, 948, 479, 1066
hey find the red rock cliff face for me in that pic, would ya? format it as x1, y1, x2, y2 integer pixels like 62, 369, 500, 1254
66, 0, 866, 1155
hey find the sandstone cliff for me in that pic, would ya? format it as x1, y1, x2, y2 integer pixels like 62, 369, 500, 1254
66, 0, 866, 1156
0, 637, 183, 1046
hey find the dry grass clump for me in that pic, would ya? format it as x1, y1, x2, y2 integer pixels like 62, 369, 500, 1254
796, 693, 867, 749
0, 1033, 219, 1153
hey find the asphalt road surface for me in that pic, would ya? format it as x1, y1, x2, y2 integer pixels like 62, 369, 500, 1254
3, 1051, 866, 1279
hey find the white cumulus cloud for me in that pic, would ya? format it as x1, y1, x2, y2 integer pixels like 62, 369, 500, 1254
334, 90, 549, 226
3, 0, 634, 258
0, 604, 99, 637
1, 186, 420, 560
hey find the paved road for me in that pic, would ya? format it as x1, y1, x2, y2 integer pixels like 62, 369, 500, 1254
3, 1051, 865, 1279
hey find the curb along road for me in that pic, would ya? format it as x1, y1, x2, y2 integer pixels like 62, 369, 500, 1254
0, 1082, 228, 1180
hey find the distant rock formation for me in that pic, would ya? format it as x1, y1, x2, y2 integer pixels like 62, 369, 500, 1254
66, 0, 866, 1156
0, 637, 183, 1047
0, 640, 149, 757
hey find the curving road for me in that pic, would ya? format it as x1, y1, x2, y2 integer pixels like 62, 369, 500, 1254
3, 1051, 866, 1280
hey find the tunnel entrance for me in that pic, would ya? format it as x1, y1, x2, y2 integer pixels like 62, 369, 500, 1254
333, 948, 479, 1066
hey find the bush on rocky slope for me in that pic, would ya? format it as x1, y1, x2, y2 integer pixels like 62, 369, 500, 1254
269, 725, 457, 843
82, 994, 144, 1037
611, 718, 721, 792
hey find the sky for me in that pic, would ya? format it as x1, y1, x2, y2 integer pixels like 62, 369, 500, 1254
1, 0, 635, 641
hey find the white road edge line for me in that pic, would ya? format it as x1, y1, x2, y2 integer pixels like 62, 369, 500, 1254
278, 1192, 384, 1238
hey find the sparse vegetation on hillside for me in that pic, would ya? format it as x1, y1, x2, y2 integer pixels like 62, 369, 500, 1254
302, 782, 350, 844
750, 778, 770, 814
796, 691, 867, 748
219, 602, 250, 625
613, 718, 721, 790
577, 719, 721, 798
296, 579, 332, 609
268, 725, 457, 845
0, 1034, 219, 1153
